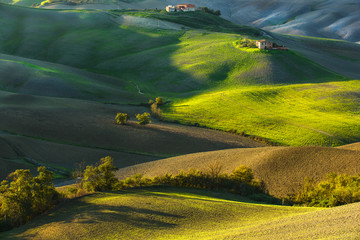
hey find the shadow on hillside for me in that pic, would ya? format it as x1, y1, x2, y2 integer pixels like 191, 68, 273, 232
5, 193, 182, 239
0, 5, 206, 96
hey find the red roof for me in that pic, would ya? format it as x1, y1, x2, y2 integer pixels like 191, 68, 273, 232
177, 4, 196, 8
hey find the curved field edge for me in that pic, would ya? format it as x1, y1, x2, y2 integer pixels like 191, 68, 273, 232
115, 146, 360, 198
0, 4, 358, 148
0, 187, 321, 240
163, 80, 360, 147
1, 188, 359, 240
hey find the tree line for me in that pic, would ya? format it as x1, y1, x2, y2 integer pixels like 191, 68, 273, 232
2, 155, 360, 232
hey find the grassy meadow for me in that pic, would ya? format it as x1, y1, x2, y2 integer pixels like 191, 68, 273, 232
1, 5, 355, 147
163, 80, 360, 146
0, 3, 360, 239
0, 187, 320, 240
2, 187, 359, 240
0, 4, 359, 178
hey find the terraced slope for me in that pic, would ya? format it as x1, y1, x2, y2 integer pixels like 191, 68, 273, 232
116, 145, 360, 197
1, 188, 359, 240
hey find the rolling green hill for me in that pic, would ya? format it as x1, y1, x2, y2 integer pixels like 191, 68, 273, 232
163, 80, 360, 146
0, 5, 346, 94
1, 187, 359, 240
1, 4, 358, 147
0, 4, 359, 239
0, 54, 143, 102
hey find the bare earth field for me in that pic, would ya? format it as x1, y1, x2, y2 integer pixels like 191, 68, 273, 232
117, 145, 360, 198
0, 90, 265, 180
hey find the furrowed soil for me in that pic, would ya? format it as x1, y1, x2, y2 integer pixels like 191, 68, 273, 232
117, 145, 360, 198
0, 90, 265, 180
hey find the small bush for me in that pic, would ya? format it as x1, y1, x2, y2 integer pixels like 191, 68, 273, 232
292, 173, 360, 207
136, 112, 151, 125
66, 187, 78, 198
236, 38, 257, 48
150, 103, 163, 120
148, 99, 154, 105
115, 113, 129, 125
231, 166, 254, 183
155, 97, 164, 105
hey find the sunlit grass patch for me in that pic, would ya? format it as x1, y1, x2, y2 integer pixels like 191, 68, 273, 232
1, 187, 321, 240
163, 80, 360, 146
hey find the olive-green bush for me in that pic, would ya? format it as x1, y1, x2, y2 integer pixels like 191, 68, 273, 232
293, 173, 360, 207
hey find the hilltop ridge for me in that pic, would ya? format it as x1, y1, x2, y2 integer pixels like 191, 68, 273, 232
2, 0, 359, 42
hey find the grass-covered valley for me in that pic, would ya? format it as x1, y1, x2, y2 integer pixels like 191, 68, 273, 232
0, 2, 360, 239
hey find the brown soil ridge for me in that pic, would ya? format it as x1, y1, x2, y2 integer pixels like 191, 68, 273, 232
116, 145, 360, 197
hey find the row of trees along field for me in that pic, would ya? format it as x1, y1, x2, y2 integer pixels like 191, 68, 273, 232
115, 97, 164, 125
2, 156, 360, 232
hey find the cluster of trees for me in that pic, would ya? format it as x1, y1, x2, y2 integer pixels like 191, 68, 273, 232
115, 97, 165, 125
150, 166, 266, 196
0, 167, 61, 231
149, 97, 164, 120
115, 112, 151, 125
235, 38, 257, 48
291, 173, 360, 207
79, 159, 267, 198
198, 7, 221, 16
4, 154, 358, 232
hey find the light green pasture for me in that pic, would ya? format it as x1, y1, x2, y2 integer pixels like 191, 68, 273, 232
1, 188, 320, 240
163, 80, 360, 146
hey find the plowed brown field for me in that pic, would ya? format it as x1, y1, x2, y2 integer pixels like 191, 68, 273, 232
117, 145, 360, 197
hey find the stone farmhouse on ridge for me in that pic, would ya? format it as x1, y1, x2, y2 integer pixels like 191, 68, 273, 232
256, 39, 288, 50
166, 4, 196, 12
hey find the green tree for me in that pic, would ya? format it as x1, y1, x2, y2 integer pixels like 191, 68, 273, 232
0, 167, 59, 227
155, 97, 164, 105
148, 99, 154, 105
294, 173, 360, 207
0, 170, 34, 226
82, 165, 102, 192
98, 156, 118, 190
32, 167, 60, 214
136, 112, 151, 125
115, 113, 129, 125
82, 156, 119, 192
231, 166, 254, 183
